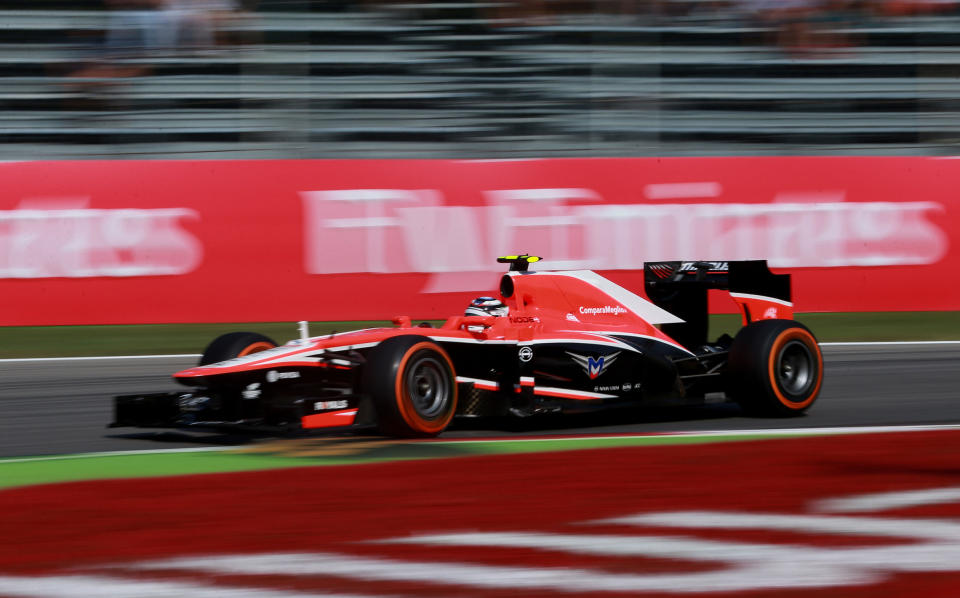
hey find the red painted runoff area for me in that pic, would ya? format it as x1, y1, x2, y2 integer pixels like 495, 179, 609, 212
0, 157, 956, 325
3, 430, 960, 596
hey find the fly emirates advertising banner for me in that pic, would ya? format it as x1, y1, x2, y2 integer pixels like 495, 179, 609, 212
0, 158, 953, 325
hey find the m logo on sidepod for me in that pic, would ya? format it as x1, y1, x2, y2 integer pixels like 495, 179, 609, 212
567, 351, 620, 379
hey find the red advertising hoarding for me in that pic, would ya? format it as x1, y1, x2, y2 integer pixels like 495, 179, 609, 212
0, 157, 954, 325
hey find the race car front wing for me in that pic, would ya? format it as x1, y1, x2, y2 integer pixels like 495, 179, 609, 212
110, 389, 375, 432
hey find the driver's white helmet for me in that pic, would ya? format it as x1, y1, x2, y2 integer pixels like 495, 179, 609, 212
465, 296, 509, 318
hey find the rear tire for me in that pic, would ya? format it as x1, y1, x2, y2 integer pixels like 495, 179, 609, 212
199, 332, 278, 366
363, 335, 457, 437
726, 320, 823, 416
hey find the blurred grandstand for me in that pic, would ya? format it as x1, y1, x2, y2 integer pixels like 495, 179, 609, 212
2, 0, 960, 159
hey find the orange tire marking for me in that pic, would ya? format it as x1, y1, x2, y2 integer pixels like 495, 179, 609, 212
393, 342, 457, 435
237, 342, 275, 357
767, 328, 823, 410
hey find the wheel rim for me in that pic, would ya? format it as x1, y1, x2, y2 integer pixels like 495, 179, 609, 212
776, 340, 815, 399
404, 354, 451, 419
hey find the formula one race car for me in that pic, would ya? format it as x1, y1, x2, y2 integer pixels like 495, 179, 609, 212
111, 256, 823, 437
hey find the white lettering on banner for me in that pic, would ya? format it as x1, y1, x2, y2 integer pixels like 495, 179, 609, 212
398, 206, 485, 273
300, 188, 948, 290
300, 189, 442, 274
485, 188, 601, 271
644, 182, 722, 200
581, 200, 946, 269
0, 199, 202, 278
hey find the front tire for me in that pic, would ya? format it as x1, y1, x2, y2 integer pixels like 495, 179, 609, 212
726, 320, 823, 416
363, 335, 457, 437
199, 332, 278, 366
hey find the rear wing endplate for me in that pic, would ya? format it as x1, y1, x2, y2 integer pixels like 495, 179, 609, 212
644, 261, 792, 350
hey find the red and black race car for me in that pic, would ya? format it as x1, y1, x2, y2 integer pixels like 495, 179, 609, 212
112, 256, 823, 437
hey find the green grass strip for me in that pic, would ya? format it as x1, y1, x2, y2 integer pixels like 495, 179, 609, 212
0, 431, 818, 491
731, 312, 960, 343
0, 321, 401, 359
0, 312, 958, 358
0, 451, 305, 490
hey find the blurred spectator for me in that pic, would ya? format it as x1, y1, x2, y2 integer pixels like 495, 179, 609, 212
739, 0, 866, 55
103, 0, 241, 56
876, 0, 958, 15
63, 0, 244, 105
488, 0, 552, 25
103, 0, 167, 57
741, 0, 820, 55
810, 0, 861, 50
61, 0, 157, 102
161, 0, 243, 53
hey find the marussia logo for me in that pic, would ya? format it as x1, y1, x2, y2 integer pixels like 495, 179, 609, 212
679, 261, 729, 272
567, 351, 620, 379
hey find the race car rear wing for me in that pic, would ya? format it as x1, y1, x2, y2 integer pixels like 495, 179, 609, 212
643, 261, 792, 351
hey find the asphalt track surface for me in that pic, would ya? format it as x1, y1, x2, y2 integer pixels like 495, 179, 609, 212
0, 344, 958, 457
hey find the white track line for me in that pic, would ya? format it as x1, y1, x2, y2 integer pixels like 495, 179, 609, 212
816, 486, 960, 514
0, 446, 234, 464
597, 512, 960, 540
0, 574, 377, 598
130, 550, 867, 593
0, 354, 200, 363
662, 423, 960, 437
